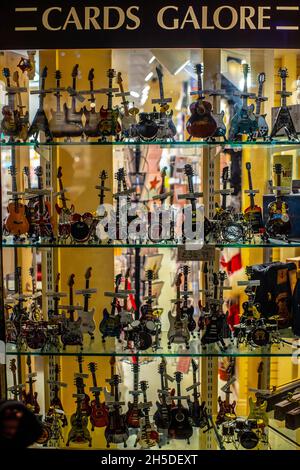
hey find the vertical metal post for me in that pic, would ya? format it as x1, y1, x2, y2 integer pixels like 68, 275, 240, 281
134, 247, 141, 319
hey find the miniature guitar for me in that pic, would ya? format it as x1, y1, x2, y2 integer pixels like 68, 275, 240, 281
95, 169, 110, 240
10, 266, 29, 331
47, 363, 68, 427
28, 66, 53, 141
22, 355, 40, 414
186, 64, 217, 140
265, 163, 291, 238
88, 362, 109, 429
99, 68, 121, 139
209, 76, 226, 139
77, 267, 96, 339
152, 67, 176, 140
248, 361, 268, 426
75, 356, 92, 416
168, 372, 193, 442
244, 162, 264, 232
13, 70, 29, 141
66, 377, 92, 447
116, 71, 137, 136
270, 67, 298, 141
55, 166, 74, 238
181, 265, 196, 334
49, 70, 67, 138
63, 64, 84, 138
168, 272, 190, 349
8, 359, 24, 401
138, 270, 161, 347
255, 72, 268, 138
104, 374, 129, 448
229, 63, 258, 140
83, 68, 101, 138
126, 356, 143, 428
5, 162, 29, 236
187, 359, 208, 428
33, 166, 54, 239
154, 359, 172, 432
1, 67, 20, 139
99, 274, 122, 342
135, 381, 159, 449
61, 274, 83, 349
201, 273, 227, 350
216, 360, 236, 425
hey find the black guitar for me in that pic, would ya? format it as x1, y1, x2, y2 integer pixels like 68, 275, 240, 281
168, 372, 193, 443
270, 67, 298, 141
99, 274, 122, 342
105, 374, 129, 448
182, 265, 196, 334
201, 273, 227, 350
83, 68, 101, 138
63, 64, 84, 138
49, 70, 67, 138
187, 359, 208, 428
154, 359, 171, 432
28, 66, 53, 142
265, 163, 291, 238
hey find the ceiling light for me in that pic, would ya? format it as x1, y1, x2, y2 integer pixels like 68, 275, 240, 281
145, 72, 154, 82
149, 56, 156, 64
174, 60, 190, 76
130, 91, 140, 98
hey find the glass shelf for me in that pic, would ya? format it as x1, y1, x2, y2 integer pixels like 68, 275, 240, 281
6, 331, 298, 357
1, 140, 300, 149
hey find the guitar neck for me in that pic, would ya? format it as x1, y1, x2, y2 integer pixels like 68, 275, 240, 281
84, 279, 89, 311
120, 82, 129, 116
108, 77, 113, 111
247, 168, 255, 208
158, 74, 165, 105
276, 172, 282, 199
56, 80, 61, 112
193, 370, 198, 402
39, 79, 45, 110
282, 77, 287, 108
133, 366, 139, 406
69, 288, 75, 321
177, 382, 182, 408
72, 77, 77, 111
256, 82, 263, 115
58, 178, 67, 209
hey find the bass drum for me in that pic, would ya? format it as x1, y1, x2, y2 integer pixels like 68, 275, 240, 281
248, 327, 270, 347
133, 330, 152, 350
71, 221, 90, 242
35, 423, 52, 445
238, 429, 259, 449
221, 222, 244, 243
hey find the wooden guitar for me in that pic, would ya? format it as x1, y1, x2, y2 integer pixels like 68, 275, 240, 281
99, 68, 121, 139
168, 372, 193, 442
99, 274, 122, 342
116, 71, 137, 136
270, 67, 298, 140
244, 162, 264, 232
63, 64, 84, 138
61, 274, 83, 349
168, 272, 190, 349
135, 381, 159, 449
88, 362, 109, 429
126, 356, 143, 428
55, 166, 74, 239
47, 363, 68, 427
28, 66, 53, 142
83, 68, 101, 138
248, 361, 268, 426
77, 267, 96, 339
186, 64, 217, 140
22, 355, 40, 414
265, 163, 291, 238
66, 377, 92, 447
187, 359, 208, 428
229, 63, 258, 140
255, 72, 268, 139
5, 162, 29, 236
33, 166, 54, 239
182, 265, 196, 334
105, 374, 129, 448
13, 70, 29, 141
1, 67, 20, 139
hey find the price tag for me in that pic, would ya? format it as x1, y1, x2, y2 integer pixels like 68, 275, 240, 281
177, 245, 215, 262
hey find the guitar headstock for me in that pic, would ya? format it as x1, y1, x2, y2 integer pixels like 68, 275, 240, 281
8, 165, 17, 177
183, 265, 190, 278
203, 262, 208, 274
110, 356, 116, 368
41, 66, 48, 80
175, 371, 183, 383
16, 266, 22, 279
34, 166, 43, 178
195, 64, 203, 77
258, 72, 266, 85
146, 270, 154, 282
115, 273, 122, 290
245, 266, 253, 280
274, 163, 282, 175
23, 166, 30, 178
68, 273, 75, 288
222, 166, 229, 183
176, 272, 183, 287
242, 63, 250, 78
107, 68, 116, 79
219, 271, 227, 283
88, 68, 94, 82
191, 358, 198, 372
55, 272, 60, 285
161, 166, 167, 178
29, 267, 34, 278
13, 70, 20, 85
55, 363, 61, 377
116, 72, 123, 85
156, 66, 163, 80
279, 67, 288, 79
72, 64, 79, 78
112, 374, 121, 386
85, 267, 92, 280
74, 376, 84, 392
3, 67, 10, 80
88, 362, 97, 374
213, 272, 219, 286
184, 164, 194, 178
77, 355, 84, 367
140, 380, 149, 393
246, 162, 251, 171
9, 359, 17, 373
57, 166, 63, 179
55, 70, 62, 81
158, 360, 166, 376
100, 170, 108, 182
26, 355, 31, 368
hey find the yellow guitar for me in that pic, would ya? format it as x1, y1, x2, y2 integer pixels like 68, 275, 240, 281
248, 362, 268, 426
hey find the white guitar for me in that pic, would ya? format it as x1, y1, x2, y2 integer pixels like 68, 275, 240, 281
76, 267, 96, 339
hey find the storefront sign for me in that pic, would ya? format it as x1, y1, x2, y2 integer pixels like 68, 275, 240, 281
2, 1, 300, 49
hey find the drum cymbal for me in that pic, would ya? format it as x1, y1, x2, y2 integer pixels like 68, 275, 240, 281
225, 413, 236, 421
268, 315, 279, 321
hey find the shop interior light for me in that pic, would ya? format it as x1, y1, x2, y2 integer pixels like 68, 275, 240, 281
174, 60, 190, 76
145, 72, 154, 81
149, 56, 156, 64
130, 91, 140, 98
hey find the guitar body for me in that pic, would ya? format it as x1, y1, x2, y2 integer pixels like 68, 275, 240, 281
78, 309, 96, 337
28, 109, 53, 141
48, 397, 68, 427
134, 113, 158, 141
189, 400, 207, 428
1, 108, 20, 138
256, 114, 268, 138
201, 313, 225, 346
167, 311, 190, 345
105, 412, 129, 447
168, 405, 193, 440
63, 103, 84, 137
248, 397, 268, 426
83, 108, 101, 138
183, 305, 196, 333
136, 423, 159, 449
120, 113, 136, 136
22, 391, 40, 415
266, 200, 291, 236
244, 204, 264, 232
216, 397, 236, 425
229, 104, 258, 139
61, 318, 83, 348
5, 202, 29, 235
25, 324, 47, 350
212, 111, 227, 137
99, 308, 121, 340
67, 412, 92, 446
126, 403, 143, 428
90, 400, 109, 428
49, 109, 69, 138
187, 100, 217, 138
154, 402, 170, 431
99, 106, 121, 137
33, 198, 53, 238
156, 111, 177, 140
270, 106, 298, 140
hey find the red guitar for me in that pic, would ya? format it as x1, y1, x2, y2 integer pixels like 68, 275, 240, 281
216, 360, 236, 425
22, 355, 40, 415
126, 356, 143, 428
88, 362, 109, 430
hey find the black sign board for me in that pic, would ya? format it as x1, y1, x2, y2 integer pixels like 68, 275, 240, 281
1, 1, 300, 49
